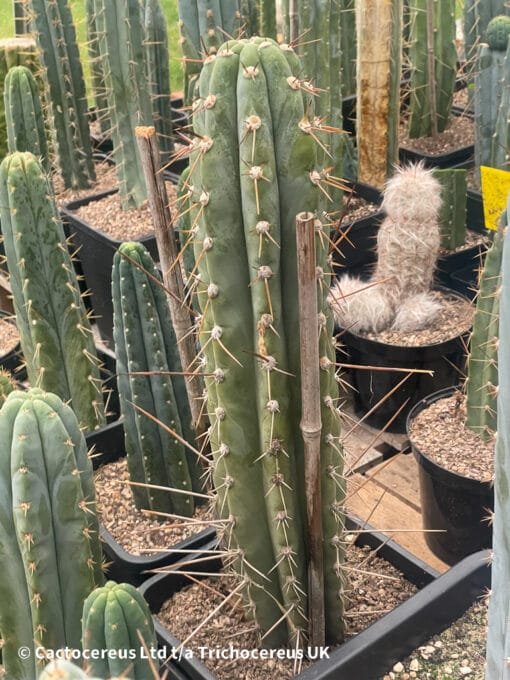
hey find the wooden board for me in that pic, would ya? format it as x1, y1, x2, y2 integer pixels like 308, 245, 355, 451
365, 453, 421, 512
347, 472, 449, 573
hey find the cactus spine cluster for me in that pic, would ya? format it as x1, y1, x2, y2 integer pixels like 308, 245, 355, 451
112, 241, 200, 517
0, 37, 38, 159
82, 581, 158, 680
188, 37, 345, 646
0, 388, 103, 680
331, 164, 443, 333
485, 196, 509, 680
407, 0, 457, 138
356, 0, 403, 188
465, 225, 504, 442
26, 0, 96, 190
433, 168, 468, 250
4, 66, 49, 171
0, 368, 15, 404
92, 0, 152, 208
0, 152, 106, 432
475, 16, 510, 179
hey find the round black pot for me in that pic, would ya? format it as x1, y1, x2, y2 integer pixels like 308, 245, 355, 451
407, 386, 493, 566
337, 290, 471, 433
0, 311, 22, 373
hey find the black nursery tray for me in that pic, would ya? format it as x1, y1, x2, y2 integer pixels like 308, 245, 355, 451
138, 518, 490, 680
85, 420, 216, 587
60, 170, 181, 344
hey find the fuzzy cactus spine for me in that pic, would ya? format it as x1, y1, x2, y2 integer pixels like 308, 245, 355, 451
82, 581, 158, 680
0, 389, 103, 679
0, 152, 106, 432
4, 65, 49, 171
190, 37, 345, 646
25, 0, 96, 189
112, 241, 200, 517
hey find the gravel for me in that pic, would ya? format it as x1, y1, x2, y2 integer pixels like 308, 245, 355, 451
360, 291, 473, 347
53, 159, 118, 206
399, 116, 474, 156
409, 392, 494, 482
157, 541, 417, 680
94, 457, 214, 556
0, 317, 19, 356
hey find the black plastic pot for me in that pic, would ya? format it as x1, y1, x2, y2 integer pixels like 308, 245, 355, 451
331, 182, 383, 272
85, 419, 216, 587
139, 518, 490, 680
60, 173, 180, 344
337, 289, 471, 433
449, 266, 478, 300
0, 311, 22, 373
407, 386, 494, 565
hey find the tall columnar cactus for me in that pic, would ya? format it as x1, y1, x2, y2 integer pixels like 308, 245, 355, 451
4, 65, 49, 171
331, 164, 443, 333
82, 581, 158, 680
465, 225, 504, 442
0, 368, 15, 404
112, 241, 200, 517
340, 0, 357, 97
0, 37, 38, 159
178, 0, 247, 104
144, 0, 174, 161
475, 16, 510, 181
188, 37, 345, 646
25, 0, 96, 189
464, 0, 509, 70
357, 0, 403, 188
93, 0, 152, 208
485, 196, 510, 680
85, 0, 110, 136
407, 0, 457, 138
433, 168, 468, 250
0, 388, 104, 680
0, 152, 106, 432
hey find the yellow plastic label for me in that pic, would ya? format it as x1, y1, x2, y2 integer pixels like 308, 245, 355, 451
480, 166, 510, 231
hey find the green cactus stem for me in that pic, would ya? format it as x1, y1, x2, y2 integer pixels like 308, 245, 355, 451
112, 241, 200, 517
485, 195, 510, 679
26, 0, 96, 189
0, 388, 103, 680
0, 368, 15, 404
189, 37, 345, 647
144, 0, 174, 162
357, 0, 403, 188
465, 225, 503, 442
82, 581, 158, 680
433, 168, 468, 250
407, 0, 457, 138
0, 37, 38, 160
85, 0, 110, 136
0, 152, 106, 432
40, 661, 125, 680
93, 0, 152, 208
474, 16, 510, 181
4, 65, 49, 171
464, 0, 509, 72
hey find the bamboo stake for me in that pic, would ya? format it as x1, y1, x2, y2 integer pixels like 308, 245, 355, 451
135, 126, 208, 447
296, 212, 325, 648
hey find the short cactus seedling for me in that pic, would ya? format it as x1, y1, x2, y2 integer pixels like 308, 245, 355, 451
0, 368, 15, 404
330, 163, 443, 333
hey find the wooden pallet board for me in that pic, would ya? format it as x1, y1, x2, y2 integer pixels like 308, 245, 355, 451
347, 468, 449, 574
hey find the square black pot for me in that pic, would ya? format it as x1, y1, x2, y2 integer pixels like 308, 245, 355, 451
139, 516, 490, 680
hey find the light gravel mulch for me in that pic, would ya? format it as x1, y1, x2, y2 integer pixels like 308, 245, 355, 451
409, 393, 494, 482
0, 317, 19, 356
157, 542, 417, 680
94, 458, 213, 556
53, 160, 118, 206
361, 292, 473, 347
399, 116, 474, 156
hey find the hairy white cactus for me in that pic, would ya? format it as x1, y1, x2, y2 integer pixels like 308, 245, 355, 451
330, 163, 443, 333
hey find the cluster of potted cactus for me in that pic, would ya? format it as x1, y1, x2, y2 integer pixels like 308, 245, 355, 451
0, 0, 508, 679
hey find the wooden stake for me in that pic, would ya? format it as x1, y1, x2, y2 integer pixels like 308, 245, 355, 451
296, 211, 325, 648
135, 125, 208, 448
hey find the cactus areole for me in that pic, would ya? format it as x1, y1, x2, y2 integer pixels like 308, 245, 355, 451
188, 37, 346, 648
